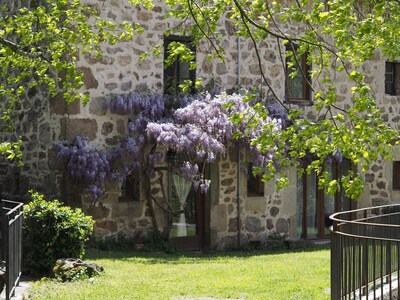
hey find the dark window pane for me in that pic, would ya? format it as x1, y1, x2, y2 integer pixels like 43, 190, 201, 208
247, 163, 264, 196
297, 158, 352, 239
286, 46, 310, 102
386, 62, 393, 73
385, 62, 396, 95
385, 74, 394, 83
119, 172, 140, 202
288, 67, 304, 99
164, 36, 196, 95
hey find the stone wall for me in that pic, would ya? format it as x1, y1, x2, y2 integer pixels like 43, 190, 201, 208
4, 0, 400, 248
209, 145, 297, 249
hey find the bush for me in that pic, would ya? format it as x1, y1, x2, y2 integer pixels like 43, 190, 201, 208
23, 191, 94, 276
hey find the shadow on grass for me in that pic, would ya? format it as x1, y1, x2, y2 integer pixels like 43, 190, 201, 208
85, 243, 330, 265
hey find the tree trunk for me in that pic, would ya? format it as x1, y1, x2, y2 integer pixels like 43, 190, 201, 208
143, 169, 159, 232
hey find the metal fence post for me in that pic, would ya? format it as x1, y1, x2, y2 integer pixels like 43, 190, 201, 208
0, 200, 3, 263
331, 220, 340, 300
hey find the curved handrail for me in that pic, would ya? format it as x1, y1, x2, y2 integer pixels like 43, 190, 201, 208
330, 204, 400, 299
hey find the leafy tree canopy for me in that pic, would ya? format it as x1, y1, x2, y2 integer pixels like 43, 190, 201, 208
130, 0, 400, 199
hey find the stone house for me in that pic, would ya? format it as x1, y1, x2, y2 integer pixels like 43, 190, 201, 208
3, 0, 400, 250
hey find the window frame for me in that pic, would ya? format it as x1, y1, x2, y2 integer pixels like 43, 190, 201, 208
285, 45, 311, 103
297, 159, 354, 239
246, 163, 265, 197
385, 61, 397, 95
393, 161, 400, 190
163, 35, 196, 96
118, 171, 140, 202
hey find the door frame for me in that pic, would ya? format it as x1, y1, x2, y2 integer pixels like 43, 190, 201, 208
299, 159, 354, 239
170, 190, 205, 250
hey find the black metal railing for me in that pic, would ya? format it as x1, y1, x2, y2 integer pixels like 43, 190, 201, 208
1, 199, 23, 300
330, 204, 400, 300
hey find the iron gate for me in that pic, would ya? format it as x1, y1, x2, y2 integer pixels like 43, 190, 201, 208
1, 199, 23, 300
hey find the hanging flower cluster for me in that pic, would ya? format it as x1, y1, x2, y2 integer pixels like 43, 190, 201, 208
56, 136, 111, 201
146, 92, 285, 192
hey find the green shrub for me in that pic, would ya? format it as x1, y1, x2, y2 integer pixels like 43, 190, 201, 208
23, 191, 94, 276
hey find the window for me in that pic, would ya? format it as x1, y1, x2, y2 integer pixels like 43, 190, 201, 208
286, 45, 310, 102
296, 159, 353, 239
164, 36, 196, 95
385, 62, 400, 95
118, 172, 140, 202
247, 163, 264, 197
393, 161, 400, 190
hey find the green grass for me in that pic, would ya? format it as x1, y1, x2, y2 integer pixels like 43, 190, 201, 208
26, 245, 330, 300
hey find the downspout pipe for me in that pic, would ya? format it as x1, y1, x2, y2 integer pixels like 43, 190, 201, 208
236, 35, 241, 249
237, 36, 241, 88
236, 145, 241, 249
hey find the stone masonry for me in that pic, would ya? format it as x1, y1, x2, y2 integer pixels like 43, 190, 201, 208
2, 0, 400, 249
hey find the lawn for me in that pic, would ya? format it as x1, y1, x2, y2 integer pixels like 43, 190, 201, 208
26, 245, 330, 300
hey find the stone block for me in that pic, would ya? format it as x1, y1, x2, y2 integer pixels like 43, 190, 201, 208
276, 218, 289, 234
87, 203, 110, 220
270, 206, 279, 217
216, 63, 227, 75
39, 123, 51, 144
128, 220, 137, 229
101, 122, 114, 136
96, 220, 118, 233
245, 197, 266, 212
117, 55, 133, 67
137, 59, 152, 70
105, 82, 118, 91
112, 202, 142, 219
79, 66, 98, 89
249, 64, 261, 75
228, 217, 239, 233
84, 53, 114, 65
61, 118, 98, 141
138, 218, 150, 227
105, 136, 120, 146
210, 204, 227, 231
221, 178, 234, 186
218, 235, 238, 250
263, 50, 277, 63
89, 97, 107, 116
107, 47, 124, 54
137, 9, 153, 22
224, 20, 235, 35
121, 81, 132, 91
245, 216, 264, 233
266, 218, 274, 230
365, 173, 375, 182
377, 181, 386, 189
47, 146, 65, 171
223, 186, 236, 195
50, 95, 80, 115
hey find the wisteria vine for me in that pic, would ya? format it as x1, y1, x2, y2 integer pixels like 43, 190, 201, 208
56, 136, 110, 201
56, 91, 287, 201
